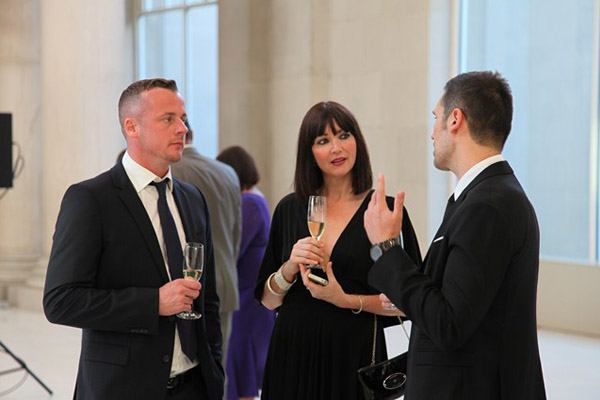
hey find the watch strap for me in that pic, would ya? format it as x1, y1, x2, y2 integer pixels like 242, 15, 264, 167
378, 236, 402, 252
370, 236, 402, 261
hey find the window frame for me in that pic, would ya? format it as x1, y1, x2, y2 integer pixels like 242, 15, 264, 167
133, 0, 219, 156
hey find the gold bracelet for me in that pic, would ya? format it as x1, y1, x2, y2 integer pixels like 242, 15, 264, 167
352, 295, 363, 314
266, 272, 285, 296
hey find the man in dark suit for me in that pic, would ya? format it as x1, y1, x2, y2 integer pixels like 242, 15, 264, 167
364, 71, 546, 399
43, 78, 224, 399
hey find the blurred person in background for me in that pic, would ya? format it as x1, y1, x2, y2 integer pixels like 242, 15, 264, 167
172, 120, 242, 391
217, 145, 275, 400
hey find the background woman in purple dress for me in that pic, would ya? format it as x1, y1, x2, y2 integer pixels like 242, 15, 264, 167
217, 146, 275, 400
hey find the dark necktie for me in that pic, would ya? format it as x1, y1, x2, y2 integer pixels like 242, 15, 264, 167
443, 194, 457, 222
150, 179, 197, 361
150, 180, 183, 280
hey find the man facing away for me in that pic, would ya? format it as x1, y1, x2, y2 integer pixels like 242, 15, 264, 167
43, 78, 224, 399
364, 71, 546, 399
172, 122, 242, 375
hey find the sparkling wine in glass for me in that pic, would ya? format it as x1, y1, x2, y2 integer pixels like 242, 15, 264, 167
307, 195, 326, 269
178, 242, 204, 320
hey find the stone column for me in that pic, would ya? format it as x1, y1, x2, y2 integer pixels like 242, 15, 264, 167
219, 0, 272, 196
6, 0, 134, 310
0, 0, 42, 305
219, 0, 334, 205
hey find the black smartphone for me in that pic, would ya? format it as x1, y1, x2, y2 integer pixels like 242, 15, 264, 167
307, 269, 328, 286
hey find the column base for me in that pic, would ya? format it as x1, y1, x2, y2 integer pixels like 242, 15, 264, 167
1, 255, 46, 312
7, 283, 43, 312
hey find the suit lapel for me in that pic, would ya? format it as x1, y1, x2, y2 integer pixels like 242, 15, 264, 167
111, 163, 170, 283
423, 199, 452, 272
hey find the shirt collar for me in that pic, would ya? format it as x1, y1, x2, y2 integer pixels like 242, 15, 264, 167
122, 151, 174, 193
453, 154, 504, 200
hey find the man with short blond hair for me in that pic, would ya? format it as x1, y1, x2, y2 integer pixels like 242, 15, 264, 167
44, 78, 224, 399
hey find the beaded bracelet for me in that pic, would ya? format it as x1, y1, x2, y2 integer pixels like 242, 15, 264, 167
352, 294, 364, 314
274, 264, 297, 291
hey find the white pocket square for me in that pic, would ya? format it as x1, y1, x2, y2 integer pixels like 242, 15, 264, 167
432, 236, 444, 243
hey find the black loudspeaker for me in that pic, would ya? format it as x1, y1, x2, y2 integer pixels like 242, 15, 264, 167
0, 113, 13, 188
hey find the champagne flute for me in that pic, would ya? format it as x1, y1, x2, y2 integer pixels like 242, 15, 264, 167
178, 242, 204, 320
307, 195, 326, 269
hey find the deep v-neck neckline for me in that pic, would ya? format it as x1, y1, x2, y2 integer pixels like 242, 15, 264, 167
324, 190, 373, 261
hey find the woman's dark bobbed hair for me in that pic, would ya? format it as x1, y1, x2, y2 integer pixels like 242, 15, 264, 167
294, 101, 372, 200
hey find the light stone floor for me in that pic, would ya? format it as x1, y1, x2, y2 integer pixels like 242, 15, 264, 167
1, 307, 599, 399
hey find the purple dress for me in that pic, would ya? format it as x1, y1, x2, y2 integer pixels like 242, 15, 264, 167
227, 192, 275, 399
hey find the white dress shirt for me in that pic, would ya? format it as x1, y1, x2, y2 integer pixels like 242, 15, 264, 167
122, 151, 198, 376
453, 154, 505, 200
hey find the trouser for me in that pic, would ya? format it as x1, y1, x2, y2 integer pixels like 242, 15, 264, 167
165, 365, 207, 399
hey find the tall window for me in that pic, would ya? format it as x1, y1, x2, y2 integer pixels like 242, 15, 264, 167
136, 0, 219, 157
459, 0, 600, 264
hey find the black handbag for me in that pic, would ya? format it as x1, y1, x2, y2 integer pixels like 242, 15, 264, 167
357, 316, 409, 400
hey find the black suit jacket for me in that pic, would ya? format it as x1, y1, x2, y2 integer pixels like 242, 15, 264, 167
369, 161, 546, 399
43, 162, 224, 400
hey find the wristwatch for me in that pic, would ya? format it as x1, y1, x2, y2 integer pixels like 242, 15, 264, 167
370, 236, 402, 261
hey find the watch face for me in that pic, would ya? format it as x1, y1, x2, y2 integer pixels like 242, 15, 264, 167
370, 245, 383, 261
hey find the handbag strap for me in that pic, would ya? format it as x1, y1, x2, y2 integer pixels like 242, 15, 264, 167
370, 314, 377, 365
370, 315, 410, 366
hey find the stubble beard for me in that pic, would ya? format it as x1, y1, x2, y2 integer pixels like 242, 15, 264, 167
433, 151, 450, 171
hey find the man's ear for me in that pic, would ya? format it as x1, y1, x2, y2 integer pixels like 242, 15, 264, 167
448, 108, 465, 133
123, 117, 138, 139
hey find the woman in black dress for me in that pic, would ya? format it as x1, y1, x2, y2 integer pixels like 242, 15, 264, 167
255, 101, 421, 399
